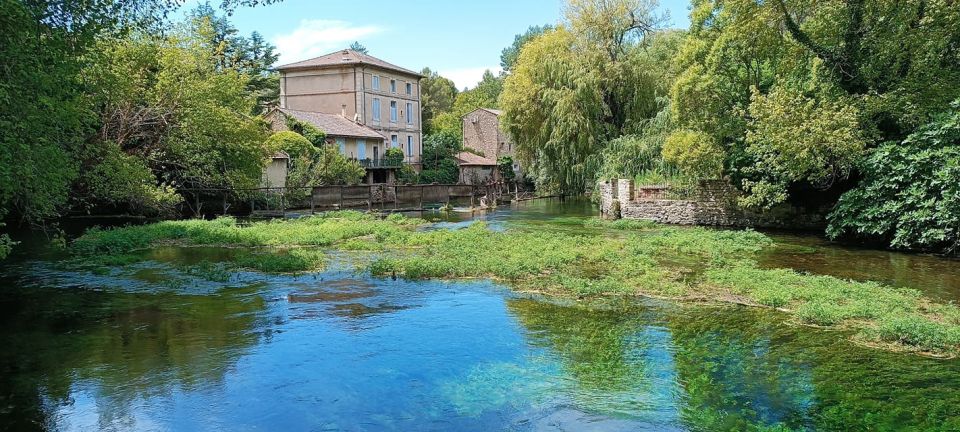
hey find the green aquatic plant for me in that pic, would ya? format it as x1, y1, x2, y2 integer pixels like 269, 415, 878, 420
69, 214, 960, 355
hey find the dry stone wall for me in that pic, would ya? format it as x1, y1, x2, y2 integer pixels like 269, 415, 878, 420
599, 179, 824, 230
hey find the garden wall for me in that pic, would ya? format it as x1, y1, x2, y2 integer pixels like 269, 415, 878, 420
599, 179, 825, 230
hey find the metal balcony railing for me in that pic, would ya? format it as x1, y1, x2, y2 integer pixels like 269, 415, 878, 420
355, 158, 404, 169
353, 157, 420, 169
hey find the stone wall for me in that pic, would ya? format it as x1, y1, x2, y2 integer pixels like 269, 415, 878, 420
599, 179, 824, 230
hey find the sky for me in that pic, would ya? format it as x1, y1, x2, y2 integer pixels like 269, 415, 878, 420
182, 0, 691, 90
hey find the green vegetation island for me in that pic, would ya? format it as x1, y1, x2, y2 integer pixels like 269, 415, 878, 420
69, 211, 960, 356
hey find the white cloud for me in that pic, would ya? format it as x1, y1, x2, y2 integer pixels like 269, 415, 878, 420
273, 20, 383, 65
439, 66, 503, 91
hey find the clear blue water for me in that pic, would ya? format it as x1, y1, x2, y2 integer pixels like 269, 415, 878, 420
1, 200, 959, 431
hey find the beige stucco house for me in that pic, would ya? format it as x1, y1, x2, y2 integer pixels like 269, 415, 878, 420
274, 49, 423, 177
266, 108, 400, 184
461, 108, 520, 179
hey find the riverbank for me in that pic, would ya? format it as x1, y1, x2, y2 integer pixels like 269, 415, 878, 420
69, 211, 960, 356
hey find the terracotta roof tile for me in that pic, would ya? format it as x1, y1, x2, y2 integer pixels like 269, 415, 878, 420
277, 108, 386, 140
275, 49, 422, 77
456, 151, 498, 166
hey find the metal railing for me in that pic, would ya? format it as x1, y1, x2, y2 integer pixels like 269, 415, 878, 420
354, 158, 405, 169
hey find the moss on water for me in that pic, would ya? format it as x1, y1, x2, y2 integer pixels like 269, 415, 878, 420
70, 213, 960, 355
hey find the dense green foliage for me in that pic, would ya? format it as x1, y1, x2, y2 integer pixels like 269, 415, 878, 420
416, 132, 462, 184
500, 0, 671, 194
491, 0, 960, 251
71, 213, 960, 355
419, 67, 459, 134
430, 71, 504, 138
500, 25, 553, 73
828, 101, 960, 252
665, 0, 960, 246
497, 156, 516, 183
0, 1, 277, 254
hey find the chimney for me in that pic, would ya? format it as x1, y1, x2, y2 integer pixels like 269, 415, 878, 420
340, 104, 347, 118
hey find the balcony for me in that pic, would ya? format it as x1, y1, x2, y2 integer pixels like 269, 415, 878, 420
355, 158, 404, 169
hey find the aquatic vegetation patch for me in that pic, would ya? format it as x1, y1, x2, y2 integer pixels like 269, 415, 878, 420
69, 213, 960, 355
365, 220, 960, 355
70, 211, 423, 273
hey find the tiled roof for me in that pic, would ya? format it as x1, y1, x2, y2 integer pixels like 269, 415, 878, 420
456, 151, 498, 166
462, 108, 503, 119
277, 108, 386, 140
275, 49, 422, 77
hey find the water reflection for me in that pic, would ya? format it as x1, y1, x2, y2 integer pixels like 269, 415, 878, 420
1, 198, 960, 430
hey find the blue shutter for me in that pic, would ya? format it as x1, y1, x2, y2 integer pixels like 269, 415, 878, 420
357, 139, 366, 159
407, 136, 413, 158
336, 138, 345, 154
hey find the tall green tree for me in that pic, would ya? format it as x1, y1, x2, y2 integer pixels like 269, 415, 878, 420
499, 0, 667, 194
81, 16, 270, 214
432, 70, 504, 137
500, 25, 553, 73
188, 4, 280, 112
419, 67, 459, 134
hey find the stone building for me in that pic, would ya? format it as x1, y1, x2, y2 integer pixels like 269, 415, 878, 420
272, 49, 423, 180
461, 108, 520, 176
455, 151, 498, 185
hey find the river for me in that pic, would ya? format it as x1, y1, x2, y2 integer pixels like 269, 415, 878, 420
1, 199, 958, 431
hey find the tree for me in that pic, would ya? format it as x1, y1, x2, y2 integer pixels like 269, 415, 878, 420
418, 132, 461, 184
349, 41, 369, 54
419, 67, 458, 134
669, 0, 960, 208
499, 0, 669, 194
0, 0, 280, 257
188, 4, 280, 112
432, 69, 504, 137
500, 25, 553, 73
497, 156, 516, 183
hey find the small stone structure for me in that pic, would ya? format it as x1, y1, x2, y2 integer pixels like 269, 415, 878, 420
599, 179, 824, 229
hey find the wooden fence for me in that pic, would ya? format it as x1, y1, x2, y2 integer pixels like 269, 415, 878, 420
181, 183, 519, 217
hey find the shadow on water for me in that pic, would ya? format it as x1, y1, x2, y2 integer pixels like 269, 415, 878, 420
0, 198, 959, 430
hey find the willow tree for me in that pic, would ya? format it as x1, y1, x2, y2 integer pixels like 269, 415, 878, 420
499, 0, 665, 194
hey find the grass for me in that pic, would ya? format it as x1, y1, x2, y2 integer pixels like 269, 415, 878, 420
69, 213, 960, 355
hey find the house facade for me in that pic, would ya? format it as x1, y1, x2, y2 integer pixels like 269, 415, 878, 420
266, 108, 401, 184
275, 49, 423, 171
461, 108, 519, 175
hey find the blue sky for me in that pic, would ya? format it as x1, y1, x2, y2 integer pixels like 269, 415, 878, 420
182, 0, 691, 89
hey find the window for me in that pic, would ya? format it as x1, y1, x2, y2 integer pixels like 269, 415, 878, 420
407, 136, 413, 158
390, 101, 397, 122
405, 82, 412, 95
372, 98, 381, 122
372, 75, 380, 91
336, 138, 345, 154
357, 139, 366, 159
406, 102, 413, 125
391, 135, 398, 148
390, 79, 396, 93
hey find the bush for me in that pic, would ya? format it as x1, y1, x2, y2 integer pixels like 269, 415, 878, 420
828, 100, 960, 253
